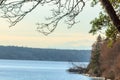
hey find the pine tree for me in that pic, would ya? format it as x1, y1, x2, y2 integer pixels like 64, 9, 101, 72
87, 35, 102, 77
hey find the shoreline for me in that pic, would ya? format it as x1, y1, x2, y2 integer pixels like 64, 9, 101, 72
83, 74, 105, 80
68, 68, 110, 80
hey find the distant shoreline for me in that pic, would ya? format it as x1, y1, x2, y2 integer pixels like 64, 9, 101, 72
0, 46, 91, 62
0, 59, 90, 63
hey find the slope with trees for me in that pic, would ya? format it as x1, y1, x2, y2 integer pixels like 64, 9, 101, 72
90, 37, 120, 80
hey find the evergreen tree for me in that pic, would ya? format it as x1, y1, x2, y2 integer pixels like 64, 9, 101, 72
87, 35, 102, 77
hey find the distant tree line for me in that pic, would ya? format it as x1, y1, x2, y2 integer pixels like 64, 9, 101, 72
0, 46, 91, 62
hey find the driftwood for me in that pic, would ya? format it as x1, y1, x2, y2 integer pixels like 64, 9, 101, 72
68, 66, 86, 74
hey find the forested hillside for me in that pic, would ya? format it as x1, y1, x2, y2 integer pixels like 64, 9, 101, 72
87, 37, 120, 79
0, 46, 91, 62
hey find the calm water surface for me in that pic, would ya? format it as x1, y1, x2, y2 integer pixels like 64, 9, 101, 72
0, 60, 94, 80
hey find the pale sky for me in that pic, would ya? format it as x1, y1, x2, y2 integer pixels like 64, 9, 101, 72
0, 1, 102, 50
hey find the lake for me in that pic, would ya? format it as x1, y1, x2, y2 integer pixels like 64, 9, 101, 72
0, 60, 95, 80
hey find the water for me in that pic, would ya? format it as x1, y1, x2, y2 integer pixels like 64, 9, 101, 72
0, 60, 94, 80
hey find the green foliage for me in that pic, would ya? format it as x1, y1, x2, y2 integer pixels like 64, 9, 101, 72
89, 12, 110, 34
90, 51, 100, 75
90, 0, 120, 44
91, 0, 99, 7
89, 12, 119, 41
87, 35, 102, 76
110, 0, 120, 9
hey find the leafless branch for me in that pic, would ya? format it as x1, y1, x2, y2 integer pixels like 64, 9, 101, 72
0, 0, 86, 35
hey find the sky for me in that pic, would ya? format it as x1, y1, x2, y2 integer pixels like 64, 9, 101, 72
0, 1, 102, 50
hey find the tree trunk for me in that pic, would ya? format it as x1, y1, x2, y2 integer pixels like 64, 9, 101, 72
100, 0, 120, 32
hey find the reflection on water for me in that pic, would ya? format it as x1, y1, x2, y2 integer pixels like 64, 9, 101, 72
0, 60, 101, 80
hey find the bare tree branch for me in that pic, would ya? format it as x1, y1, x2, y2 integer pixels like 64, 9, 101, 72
0, 0, 85, 35
36, 0, 85, 35
0, 0, 42, 27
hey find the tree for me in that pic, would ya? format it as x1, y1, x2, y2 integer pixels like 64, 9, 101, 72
0, 0, 120, 38
87, 35, 102, 77
100, 0, 120, 32
90, 0, 120, 43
